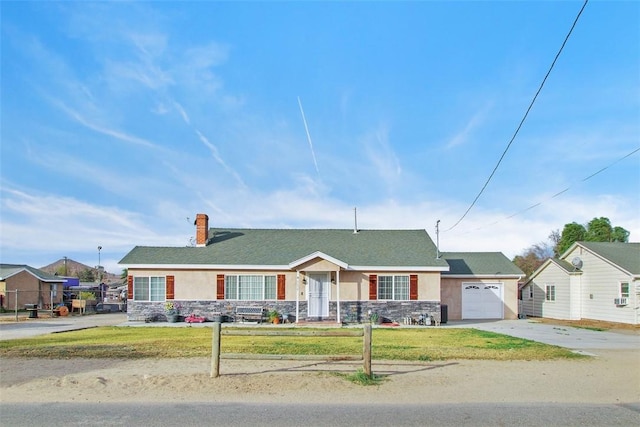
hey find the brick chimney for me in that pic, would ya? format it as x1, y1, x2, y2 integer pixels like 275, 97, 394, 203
194, 213, 209, 247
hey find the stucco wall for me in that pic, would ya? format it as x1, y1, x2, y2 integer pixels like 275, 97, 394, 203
335, 271, 440, 301
1, 271, 64, 309
129, 268, 442, 302
441, 277, 519, 320
128, 269, 301, 300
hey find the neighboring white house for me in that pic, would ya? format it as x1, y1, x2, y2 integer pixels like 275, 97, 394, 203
521, 242, 640, 325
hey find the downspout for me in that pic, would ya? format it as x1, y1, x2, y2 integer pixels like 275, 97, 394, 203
516, 275, 523, 318
295, 270, 300, 324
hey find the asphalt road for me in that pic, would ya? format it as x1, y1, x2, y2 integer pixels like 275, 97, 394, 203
1, 402, 639, 426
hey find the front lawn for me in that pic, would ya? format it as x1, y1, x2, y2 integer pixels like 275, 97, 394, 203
0, 326, 583, 361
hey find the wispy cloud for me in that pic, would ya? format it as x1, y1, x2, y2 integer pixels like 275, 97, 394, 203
195, 130, 246, 188
176, 42, 229, 94
445, 102, 492, 149
174, 102, 191, 125
362, 124, 402, 189
53, 100, 161, 149
0, 185, 172, 251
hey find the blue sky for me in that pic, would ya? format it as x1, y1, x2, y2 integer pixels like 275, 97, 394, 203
1, 1, 639, 275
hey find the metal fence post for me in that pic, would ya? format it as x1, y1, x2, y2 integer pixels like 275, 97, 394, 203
14, 289, 18, 322
210, 322, 221, 378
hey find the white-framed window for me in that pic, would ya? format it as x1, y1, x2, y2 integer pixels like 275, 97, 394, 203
545, 285, 556, 302
619, 282, 629, 299
378, 275, 409, 300
529, 285, 534, 299
224, 275, 277, 300
133, 276, 166, 301
50, 284, 58, 298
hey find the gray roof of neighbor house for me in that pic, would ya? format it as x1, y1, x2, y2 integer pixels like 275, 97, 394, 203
0, 264, 67, 282
120, 228, 449, 269
548, 258, 578, 273
441, 252, 524, 276
570, 242, 640, 275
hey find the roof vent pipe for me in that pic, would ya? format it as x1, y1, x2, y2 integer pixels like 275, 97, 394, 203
436, 219, 441, 259
353, 207, 358, 234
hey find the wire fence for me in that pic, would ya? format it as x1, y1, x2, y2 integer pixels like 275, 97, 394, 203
0, 288, 109, 320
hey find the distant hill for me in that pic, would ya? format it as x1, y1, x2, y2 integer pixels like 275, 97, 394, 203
40, 258, 121, 285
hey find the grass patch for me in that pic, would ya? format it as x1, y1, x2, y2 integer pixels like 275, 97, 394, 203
0, 326, 584, 361
333, 369, 387, 386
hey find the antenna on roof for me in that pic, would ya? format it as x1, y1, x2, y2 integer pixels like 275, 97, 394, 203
435, 220, 441, 259
353, 207, 359, 234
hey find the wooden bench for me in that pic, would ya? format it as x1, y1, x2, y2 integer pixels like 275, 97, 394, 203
235, 306, 266, 323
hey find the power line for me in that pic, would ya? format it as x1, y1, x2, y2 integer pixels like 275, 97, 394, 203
457, 146, 640, 234
445, 0, 589, 232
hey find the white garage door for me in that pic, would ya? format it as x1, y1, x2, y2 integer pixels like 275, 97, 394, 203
462, 283, 503, 319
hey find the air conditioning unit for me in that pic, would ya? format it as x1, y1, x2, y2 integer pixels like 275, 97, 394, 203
614, 298, 628, 306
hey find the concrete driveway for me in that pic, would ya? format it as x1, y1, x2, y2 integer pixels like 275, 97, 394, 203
0, 312, 127, 340
443, 319, 639, 352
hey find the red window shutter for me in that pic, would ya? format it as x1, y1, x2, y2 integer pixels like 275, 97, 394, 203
277, 274, 286, 300
166, 276, 175, 300
127, 275, 133, 300
216, 274, 225, 300
410, 274, 418, 300
369, 274, 377, 300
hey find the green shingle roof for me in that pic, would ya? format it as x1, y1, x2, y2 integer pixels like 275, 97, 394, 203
120, 228, 449, 269
574, 242, 640, 275
549, 258, 578, 273
0, 264, 66, 282
441, 252, 524, 276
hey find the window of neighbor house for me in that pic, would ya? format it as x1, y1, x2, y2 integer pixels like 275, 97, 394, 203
620, 282, 629, 299
529, 285, 533, 299
133, 276, 166, 301
378, 275, 409, 300
545, 285, 556, 302
224, 275, 277, 300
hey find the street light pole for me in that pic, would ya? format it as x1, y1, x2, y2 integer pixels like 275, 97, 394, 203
97, 246, 102, 284
96, 246, 105, 302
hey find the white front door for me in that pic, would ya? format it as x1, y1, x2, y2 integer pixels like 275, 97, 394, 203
308, 273, 329, 318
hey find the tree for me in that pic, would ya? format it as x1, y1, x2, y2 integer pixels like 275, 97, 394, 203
554, 217, 630, 256
77, 268, 95, 282
612, 226, 630, 242
586, 217, 613, 242
555, 222, 587, 256
548, 229, 561, 249
512, 241, 554, 278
